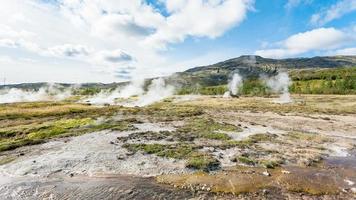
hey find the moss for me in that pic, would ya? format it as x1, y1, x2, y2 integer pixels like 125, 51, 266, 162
221, 140, 255, 149
203, 132, 231, 140
143, 104, 204, 120
186, 153, 220, 171
123, 143, 194, 159
0, 156, 16, 165
177, 118, 241, 141
259, 160, 281, 169
237, 156, 256, 165
285, 132, 330, 143
248, 133, 277, 143
27, 118, 94, 139
84, 120, 137, 133
0, 138, 44, 152
123, 143, 220, 171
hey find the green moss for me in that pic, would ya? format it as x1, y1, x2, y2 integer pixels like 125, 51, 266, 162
123, 143, 194, 159
27, 118, 94, 139
259, 160, 281, 169
285, 132, 330, 143
203, 132, 231, 140
123, 143, 220, 171
218, 134, 277, 150
178, 118, 241, 141
247, 133, 277, 143
0, 138, 44, 152
85, 120, 137, 133
238, 156, 256, 165
186, 153, 220, 171
0, 156, 16, 165
222, 140, 255, 149
144, 104, 204, 120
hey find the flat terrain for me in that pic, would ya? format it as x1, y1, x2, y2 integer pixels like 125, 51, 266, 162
0, 95, 355, 199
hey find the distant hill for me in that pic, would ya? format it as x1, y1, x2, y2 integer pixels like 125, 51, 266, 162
168, 55, 356, 87
1, 55, 356, 90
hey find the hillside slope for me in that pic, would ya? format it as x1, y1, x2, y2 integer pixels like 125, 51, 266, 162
169, 55, 356, 87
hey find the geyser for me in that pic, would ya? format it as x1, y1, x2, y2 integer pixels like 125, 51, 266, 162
224, 73, 243, 98
84, 78, 175, 107
265, 72, 292, 104
0, 83, 73, 104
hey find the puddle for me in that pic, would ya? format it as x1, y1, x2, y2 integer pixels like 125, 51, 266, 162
0, 175, 202, 200
328, 145, 350, 157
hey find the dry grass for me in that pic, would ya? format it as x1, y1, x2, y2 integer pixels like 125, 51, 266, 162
175, 95, 356, 115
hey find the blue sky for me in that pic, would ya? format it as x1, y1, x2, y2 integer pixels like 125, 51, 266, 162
0, 0, 355, 83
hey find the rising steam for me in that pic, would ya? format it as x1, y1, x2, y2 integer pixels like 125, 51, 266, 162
0, 83, 74, 104
223, 73, 243, 98
265, 72, 292, 104
129, 78, 175, 107
84, 78, 175, 107
84, 79, 145, 105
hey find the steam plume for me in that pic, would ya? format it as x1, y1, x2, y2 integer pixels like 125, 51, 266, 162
223, 73, 243, 97
84, 78, 175, 107
84, 79, 145, 105
0, 83, 74, 104
129, 78, 175, 107
265, 72, 292, 103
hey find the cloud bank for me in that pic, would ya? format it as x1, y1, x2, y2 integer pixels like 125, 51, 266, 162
255, 27, 354, 58
0, 0, 254, 83
310, 0, 356, 26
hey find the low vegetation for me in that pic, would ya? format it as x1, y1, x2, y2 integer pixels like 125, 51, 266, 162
176, 67, 356, 95
0, 102, 140, 152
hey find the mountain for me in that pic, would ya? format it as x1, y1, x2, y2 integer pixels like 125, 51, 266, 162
1, 55, 356, 90
168, 55, 356, 87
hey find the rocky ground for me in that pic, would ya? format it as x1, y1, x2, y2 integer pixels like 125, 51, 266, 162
0, 95, 355, 199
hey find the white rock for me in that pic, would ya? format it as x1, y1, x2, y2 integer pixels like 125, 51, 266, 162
262, 171, 271, 176
344, 179, 355, 186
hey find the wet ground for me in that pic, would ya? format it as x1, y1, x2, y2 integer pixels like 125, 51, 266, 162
0, 175, 203, 200
0, 95, 356, 199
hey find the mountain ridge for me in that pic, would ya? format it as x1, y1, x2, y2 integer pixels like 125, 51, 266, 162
1, 55, 356, 89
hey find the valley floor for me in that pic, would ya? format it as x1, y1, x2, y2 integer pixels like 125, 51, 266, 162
0, 95, 355, 199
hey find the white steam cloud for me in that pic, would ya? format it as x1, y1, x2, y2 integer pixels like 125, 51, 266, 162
224, 73, 243, 97
84, 79, 145, 105
0, 83, 74, 104
84, 78, 175, 107
130, 78, 175, 107
265, 72, 292, 104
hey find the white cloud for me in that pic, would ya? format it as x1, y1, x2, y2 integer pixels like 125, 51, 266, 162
285, 0, 313, 10
47, 44, 91, 57
285, 0, 301, 10
145, 0, 254, 49
310, 0, 356, 26
334, 47, 356, 55
255, 28, 353, 58
0, 39, 19, 48
0, 0, 253, 83
93, 49, 134, 65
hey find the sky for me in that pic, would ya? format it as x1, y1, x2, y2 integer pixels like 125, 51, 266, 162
0, 0, 356, 84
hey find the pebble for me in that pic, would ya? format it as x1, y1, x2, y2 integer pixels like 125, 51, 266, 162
351, 188, 356, 193
344, 179, 354, 186
117, 155, 126, 160
281, 170, 290, 174
262, 171, 271, 176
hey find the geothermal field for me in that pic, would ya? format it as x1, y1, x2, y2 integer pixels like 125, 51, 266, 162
0, 67, 355, 199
